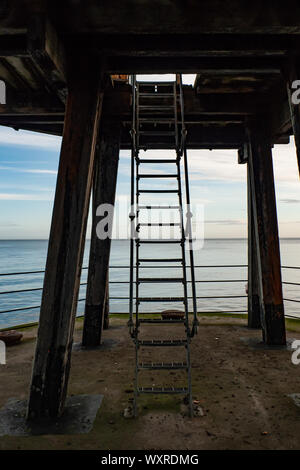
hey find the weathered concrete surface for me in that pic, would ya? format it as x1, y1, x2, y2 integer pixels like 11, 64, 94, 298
0, 394, 103, 436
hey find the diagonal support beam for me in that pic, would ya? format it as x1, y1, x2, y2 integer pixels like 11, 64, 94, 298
27, 60, 104, 420
246, 148, 262, 329
82, 121, 121, 347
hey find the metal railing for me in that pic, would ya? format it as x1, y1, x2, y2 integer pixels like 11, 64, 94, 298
0, 264, 299, 327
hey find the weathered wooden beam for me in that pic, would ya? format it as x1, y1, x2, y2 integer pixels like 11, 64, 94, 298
28, 16, 67, 104
246, 152, 262, 329
82, 121, 121, 347
48, 1, 300, 35
285, 59, 300, 177
27, 60, 104, 420
72, 33, 300, 57
247, 123, 286, 345
106, 56, 283, 74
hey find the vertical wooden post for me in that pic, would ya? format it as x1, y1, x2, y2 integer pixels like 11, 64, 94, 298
247, 154, 262, 329
27, 60, 104, 420
285, 59, 300, 177
82, 121, 121, 347
248, 123, 286, 345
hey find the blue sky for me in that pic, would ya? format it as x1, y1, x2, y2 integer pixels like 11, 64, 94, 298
0, 74, 299, 239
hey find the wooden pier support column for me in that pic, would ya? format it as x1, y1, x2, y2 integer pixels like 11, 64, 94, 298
27, 61, 104, 420
247, 124, 286, 345
285, 60, 300, 178
82, 121, 121, 347
247, 155, 262, 329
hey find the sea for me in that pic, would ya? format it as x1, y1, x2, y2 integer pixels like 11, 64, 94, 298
0, 238, 299, 329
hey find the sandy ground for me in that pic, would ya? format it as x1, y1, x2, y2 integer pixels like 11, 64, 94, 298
1, 315, 300, 450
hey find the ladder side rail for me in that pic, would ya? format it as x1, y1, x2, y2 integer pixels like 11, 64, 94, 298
129, 74, 137, 336
177, 74, 199, 335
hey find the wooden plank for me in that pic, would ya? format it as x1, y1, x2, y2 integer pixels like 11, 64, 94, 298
47, 1, 300, 34
27, 61, 104, 420
248, 123, 286, 345
247, 154, 262, 329
28, 16, 67, 104
285, 59, 300, 177
82, 121, 121, 347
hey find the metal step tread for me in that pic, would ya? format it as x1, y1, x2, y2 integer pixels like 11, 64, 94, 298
138, 189, 179, 193
138, 105, 175, 110
137, 159, 178, 164
138, 386, 188, 394
137, 81, 175, 86
138, 174, 178, 178
138, 277, 184, 283
138, 131, 176, 136
137, 223, 181, 227
139, 257, 182, 262
138, 362, 188, 370
138, 339, 187, 346
138, 93, 174, 97
137, 239, 183, 244
139, 318, 185, 324
138, 296, 185, 302
138, 205, 180, 209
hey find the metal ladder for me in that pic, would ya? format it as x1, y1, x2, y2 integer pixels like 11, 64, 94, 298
128, 75, 199, 417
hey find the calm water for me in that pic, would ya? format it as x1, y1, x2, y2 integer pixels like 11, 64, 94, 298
0, 239, 299, 328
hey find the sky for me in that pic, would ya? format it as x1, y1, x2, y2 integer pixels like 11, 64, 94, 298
0, 74, 299, 240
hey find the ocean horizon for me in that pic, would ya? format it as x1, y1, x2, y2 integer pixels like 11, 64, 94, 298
0, 238, 299, 329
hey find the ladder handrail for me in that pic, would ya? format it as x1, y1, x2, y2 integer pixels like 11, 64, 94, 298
177, 74, 199, 335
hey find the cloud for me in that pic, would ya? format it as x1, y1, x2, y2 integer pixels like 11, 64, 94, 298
280, 198, 300, 204
0, 126, 61, 150
205, 219, 245, 225
0, 165, 57, 175
0, 193, 54, 201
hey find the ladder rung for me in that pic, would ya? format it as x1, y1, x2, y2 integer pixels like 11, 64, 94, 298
138, 223, 180, 227
138, 131, 176, 136
138, 159, 178, 164
138, 205, 180, 209
138, 297, 185, 302
138, 362, 187, 370
138, 240, 183, 244
139, 318, 185, 324
138, 93, 174, 98
138, 277, 184, 283
137, 81, 175, 86
139, 258, 182, 262
138, 189, 178, 193
138, 174, 178, 179
138, 339, 187, 347
139, 118, 175, 122
138, 387, 188, 394
138, 105, 175, 110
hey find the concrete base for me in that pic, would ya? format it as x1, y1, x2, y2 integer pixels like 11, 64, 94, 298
240, 336, 294, 351
0, 394, 103, 436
